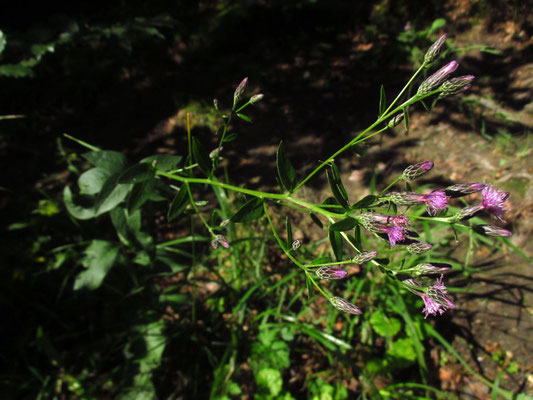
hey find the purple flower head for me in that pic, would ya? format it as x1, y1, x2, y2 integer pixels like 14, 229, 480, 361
316, 266, 348, 280
360, 212, 410, 228
402, 161, 434, 180
417, 61, 459, 95
352, 251, 378, 264
330, 296, 363, 315
420, 190, 448, 216
473, 225, 512, 237
445, 182, 486, 197
389, 191, 424, 206
481, 185, 510, 222
381, 225, 406, 246
424, 34, 447, 64
211, 234, 230, 249
404, 275, 455, 318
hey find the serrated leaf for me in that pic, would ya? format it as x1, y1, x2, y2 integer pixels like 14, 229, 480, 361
192, 137, 212, 177
330, 217, 358, 232
231, 197, 264, 223
140, 154, 182, 172
328, 230, 344, 261
379, 84, 387, 117
370, 310, 401, 337
351, 195, 377, 210
286, 217, 293, 248
326, 164, 349, 209
82, 150, 128, 174
78, 168, 112, 195
167, 185, 189, 222
63, 186, 97, 220
118, 163, 154, 184
310, 213, 324, 229
236, 113, 252, 123
276, 141, 296, 193
74, 240, 119, 290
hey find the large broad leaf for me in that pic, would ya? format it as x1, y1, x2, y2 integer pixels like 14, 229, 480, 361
127, 178, 157, 213
370, 310, 401, 337
93, 176, 132, 215
231, 197, 264, 223
74, 240, 119, 290
110, 207, 141, 247
276, 141, 296, 193
329, 217, 358, 232
63, 186, 97, 220
78, 168, 112, 195
118, 163, 155, 184
82, 150, 128, 174
140, 154, 182, 172
326, 163, 349, 210
192, 137, 212, 177
167, 185, 189, 222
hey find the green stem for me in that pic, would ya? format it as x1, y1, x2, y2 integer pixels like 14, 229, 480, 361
379, 176, 403, 196
184, 182, 214, 236
382, 62, 427, 117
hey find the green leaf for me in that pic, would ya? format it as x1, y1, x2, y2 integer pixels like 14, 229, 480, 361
326, 163, 349, 209
82, 150, 128, 174
236, 113, 252, 123
429, 18, 446, 33
387, 337, 417, 364
403, 108, 410, 134
310, 213, 323, 229
118, 163, 154, 184
78, 168, 111, 195
110, 207, 141, 247
222, 132, 238, 143
127, 179, 156, 213
305, 273, 313, 298
0, 31, 6, 55
140, 154, 182, 172
94, 177, 132, 215
405, 181, 412, 192
369, 311, 401, 337
351, 195, 377, 210
231, 197, 264, 223
328, 230, 344, 261
379, 84, 387, 117
309, 256, 332, 265
329, 217, 357, 232
74, 240, 119, 290
192, 137, 212, 177
276, 141, 297, 193
167, 185, 189, 222
256, 368, 282, 396
63, 186, 97, 220
286, 217, 293, 248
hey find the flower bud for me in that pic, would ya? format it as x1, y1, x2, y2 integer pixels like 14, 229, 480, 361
220, 219, 230, 228
249, 93, 264, 104
316, 266, 348, 280
352, 251, 378, 264
445, 182, 485, 197
292, 240, 301, 251
330, 296, 362, 315
209, 146, 223, 159
438, 75, 475, 98
424, 34, 447, 64
387, 113, 404, 128
473, 225, 512, 237
405, 263, 452, 276
389, 192, 423, 206
213, 98, 220, 111
417, 61, 459, 96
407, 242, 433, 255
233, 77, 248, 107
453, 204, 483, 221
211, 234, 230, 249
402, 161, 434, 180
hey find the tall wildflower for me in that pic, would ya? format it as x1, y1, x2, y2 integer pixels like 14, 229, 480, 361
390, 190, 448, 216
403, 275, 455, 318
359, 212, 409, 246
481, 185, 510, 222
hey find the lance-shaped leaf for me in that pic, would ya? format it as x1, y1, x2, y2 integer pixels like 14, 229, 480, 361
378, 84, 387, 117
276, 141, 296, 193
351, 195, 377, 210
192, 137, 212, 177
310, 213, 324, 229
403, 108, 410, 134
326, 163, 349, 210
328, 229, 344, 261
140, 154, 182, 172
231, 197, 264, 223
286, 217, 293, 248
118, 163, 155, 184
167, 185, 189, 222
330, 217, 358, 232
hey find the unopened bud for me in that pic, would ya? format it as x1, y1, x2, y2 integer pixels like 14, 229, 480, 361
473, 225, 512, 237
211, 234, 230, 249
330, 296, 362, 315
352, 251, 378, 264
389, 192, 423, 206
453, 204, 483, 221
292, 240, 301, 251
424, 34, 447, 64
407, 262, 452, 276
417, 61, 459, 96
438, 75, 475, 98
402, 161, 434, 180
387, 113, 404, 128
213, 98, 220, 111
407, 242, 433, 255
249, 94, 264, 104
316, 266, 348, 280
233, 77, 248, 107
220, 219, 230, 228
445, 182, 485, 197
209, 146, 223, 159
